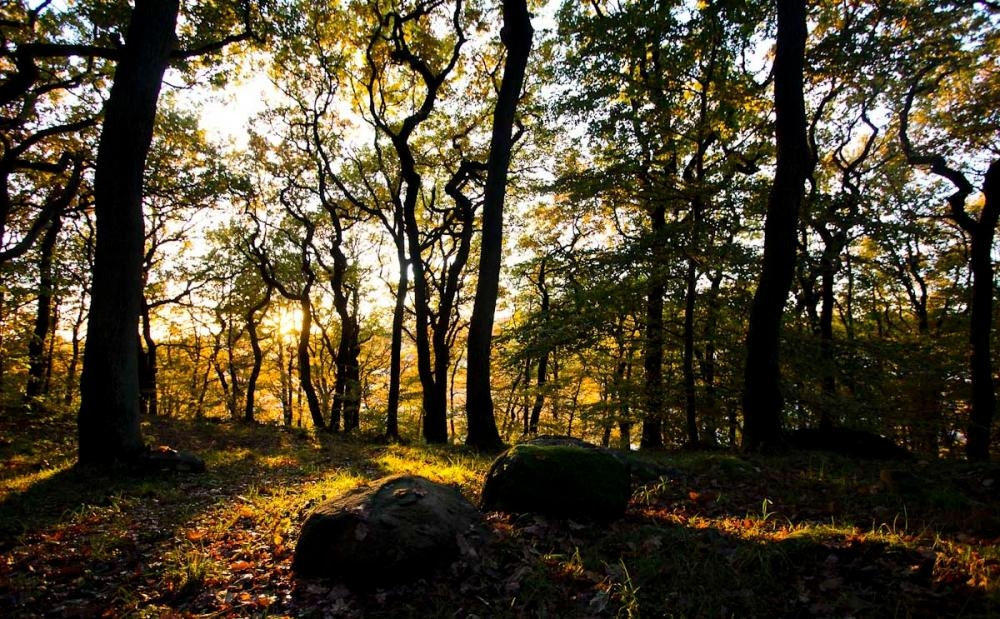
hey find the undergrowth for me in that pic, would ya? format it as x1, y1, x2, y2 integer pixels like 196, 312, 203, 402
0, 411, 998, 617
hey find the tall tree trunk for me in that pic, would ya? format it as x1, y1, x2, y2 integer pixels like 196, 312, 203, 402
385, 229, 407, 441
138, 299, 158, 417
342, 340, 362, 431
395, 148, 443, 443
244, 319, 264, 424
528, 258, 549, 434
430, 322, 452, 441
641, 204, 666, 449
296, 297, 324, 430
520, 356, 532, 433
966, 160, 1000, 460
900, 68, 999, 460
243, 286, 271, 424
64, 297, 85, 405
818, 246, 837, 428
26, 214, 61, 404
278, 342, 293, 426
700, 271, 723, 446
330, 350, 346, 432
212, 332, 235, 419
465, 0, 533, 450
334, 295, 361, 432
741, 0, 808, 452
78, 0, 178, 465
529, 356, 548, 435
683, 257, 699, 446
406, 239, 444, 443
216, 313, 242, 420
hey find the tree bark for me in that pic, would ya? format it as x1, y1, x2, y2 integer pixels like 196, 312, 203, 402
138, 299, 158, 417
641, 205, 666, 449
385, 227, 407, 441
465, 0, 533, 450
296, 297, 325, 429
77, 0, 179, 465
683, 257, 699, 446
966, 160, 1000, 460
26, 214, 61, 404
741, 0, 808, 452
528, 258, 549, 434
398, 161, 444, 443
818, 241, 837, 428
243, 286, 271, 424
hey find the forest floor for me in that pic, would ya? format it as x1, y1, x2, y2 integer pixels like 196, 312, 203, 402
1, 412, 999, 618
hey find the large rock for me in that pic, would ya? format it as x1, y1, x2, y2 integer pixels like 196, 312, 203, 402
292, 474, 483, 586
481, 444, 631, 522
787, 427, 911, 460
522, 435, 683, 484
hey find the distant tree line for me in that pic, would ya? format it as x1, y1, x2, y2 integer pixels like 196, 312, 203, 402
0, 0, 996, 462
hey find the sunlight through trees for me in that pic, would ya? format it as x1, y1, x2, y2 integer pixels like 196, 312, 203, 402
0, 0, 998, 460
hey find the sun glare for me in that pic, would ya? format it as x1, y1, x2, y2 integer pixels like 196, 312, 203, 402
268, 307, 304, 339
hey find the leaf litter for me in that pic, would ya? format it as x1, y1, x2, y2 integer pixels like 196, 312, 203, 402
0, 415, 998, 617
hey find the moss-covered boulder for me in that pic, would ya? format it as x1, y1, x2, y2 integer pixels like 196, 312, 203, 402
481, 444, 631, 522
787, 427, 911, 460
292, 474, 484, 586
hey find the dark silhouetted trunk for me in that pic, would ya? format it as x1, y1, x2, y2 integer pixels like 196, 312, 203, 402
243, 286, 271, 424
385, 228, 407, 441
64, 294, 86, 405
328, 252, 361, 432
78, 0, 179, 465
403, 180, 442, 442
741, 0, 808, 452
465, 0, 533, 450
26, 215, 61, 403
296, 297, 324, 429
528, 259, 549, 434
818, 246, 837, 428
683, 258, 698, 446
900, 71, 1000, 460
138, 299, 158, 417
278, 343, 294, 426
966, 161, 1000, 460
333, 299, 361, 432
642, 204, 666, 449
700, 271, 724, 446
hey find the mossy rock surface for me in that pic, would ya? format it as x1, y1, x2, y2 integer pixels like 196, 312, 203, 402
481, 444, 630, 522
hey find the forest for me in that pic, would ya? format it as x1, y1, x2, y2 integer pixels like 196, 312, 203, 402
1, 0, 999, 458
1, 0, 1000, 616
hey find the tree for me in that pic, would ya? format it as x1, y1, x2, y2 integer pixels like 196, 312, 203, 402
464, 0, 533, 450
900, 100, 1000, 460
335, 0, 516, 443
246, 201, 326, 430
553, 0, 768, 449
77, 0, 258, 463
137, 106, 227, 417
204, 222, 275, 424
741, 0, 809, 451
0, 2, 102, 268
363, 0, 468, 444
24, 210, 63, 404
885, 0, 1000, 459
77, 0, 182, 464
